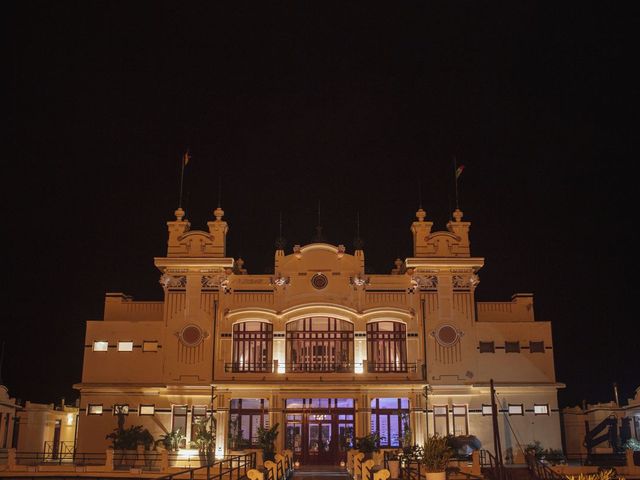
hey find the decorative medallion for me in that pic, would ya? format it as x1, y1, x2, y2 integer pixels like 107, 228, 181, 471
435, 324, 460, 347
179, 324, 204, 347
311, 273, 328, 290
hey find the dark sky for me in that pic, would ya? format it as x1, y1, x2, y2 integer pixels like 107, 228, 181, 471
6, 2, 636, 409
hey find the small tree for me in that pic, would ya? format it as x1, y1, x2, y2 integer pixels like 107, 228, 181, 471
192, 416, 216, 464
257, 423, 279, 462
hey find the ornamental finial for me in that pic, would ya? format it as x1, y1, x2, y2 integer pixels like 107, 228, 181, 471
174, 208, 185, 221
214, 207, 224, 221
453, 209, 463, 222
416, 208, 426, 222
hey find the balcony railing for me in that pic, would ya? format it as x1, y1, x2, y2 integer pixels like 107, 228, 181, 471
367, 362, 416, 373
225, 362, 273, 373
224, 361, 418, 374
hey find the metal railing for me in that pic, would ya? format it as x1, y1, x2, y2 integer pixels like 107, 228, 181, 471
367, 363, 417, 373
226, 363, 274, 373
225, 362, 419, 374
480, 449, 511, 480
43, 441, 75, 463
154, 452, 256, 480
14, 451, 107, 466
526, 453, 564, 480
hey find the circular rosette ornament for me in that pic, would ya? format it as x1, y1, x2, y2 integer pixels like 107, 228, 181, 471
311, 273, 328, 290
434, 324, 461, 347
179, 324, 205, 347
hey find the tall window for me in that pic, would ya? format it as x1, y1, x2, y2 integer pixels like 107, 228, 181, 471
232, 322, 273, 372
452, 405, 468, 435
370, 398, 410, 448
366, 321, 407, 372
191, 406, 208, 441
172, 405, 188, 443
286, 317, 353, 372
228, 399, 269, 448
433, 405, 448, 436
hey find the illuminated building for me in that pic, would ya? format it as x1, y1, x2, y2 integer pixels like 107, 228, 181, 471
75, 205, 562, 464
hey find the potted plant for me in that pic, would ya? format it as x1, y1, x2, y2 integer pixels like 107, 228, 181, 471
422, 435, 453, 480
192, 416, 216, 465
106, 424, 154, 468
356, 432, 380, 460
157, 429, 186, 452
257, 423, 279, 463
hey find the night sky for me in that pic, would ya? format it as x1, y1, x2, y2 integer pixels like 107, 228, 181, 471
7, 3, 636, 409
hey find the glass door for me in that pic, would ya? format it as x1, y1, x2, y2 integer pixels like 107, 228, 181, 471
307, 414, 332, 464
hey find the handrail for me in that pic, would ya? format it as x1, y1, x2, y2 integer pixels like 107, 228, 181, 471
526, 453, 564, 480
480, 449, 511, 480
154, 452, 256, 480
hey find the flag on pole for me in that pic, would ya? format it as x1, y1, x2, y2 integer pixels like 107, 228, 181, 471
455, 164, 465, 179
183, 150, 191, 166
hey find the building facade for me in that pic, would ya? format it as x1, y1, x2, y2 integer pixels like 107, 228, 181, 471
75, 206, 563, 464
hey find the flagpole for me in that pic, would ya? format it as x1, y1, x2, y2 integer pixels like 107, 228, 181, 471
178, 156, 186, 209
453, 155, 459, 210
178, 150, 190, 209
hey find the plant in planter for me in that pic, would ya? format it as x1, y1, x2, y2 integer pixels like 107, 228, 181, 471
356, 432, 380, 460
192, 416, 216, 465
106, 424, 154, 468
156, 429, 186, 452
422, 435, 453, 480
257, 423, 279, 463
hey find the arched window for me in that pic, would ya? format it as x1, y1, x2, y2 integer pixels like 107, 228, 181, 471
366, 321, 407, 372
286, 317, 354, 372
232, 321, 273, 372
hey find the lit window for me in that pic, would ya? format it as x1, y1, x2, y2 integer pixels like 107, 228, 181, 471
118, 341, 134, 352
433, 406, 448, 415
530, 341, 545, 353
172, 405, 188, 446
229, 399, 270, 448
482, 405, 493, 416
452, 405, 468, 435
143, 341, 158, 352
534, 404, 549, 415
113, 404, 129, 415
93, 341, 109, 352
191, 406, 208, 441
508, 404, 523, 415
88, 404, 103, 415
479, 341, 495, 353
370, 398, 410, 448
139, 405, 155, 416
433, 405, 448, 436
505, 341, 520, 353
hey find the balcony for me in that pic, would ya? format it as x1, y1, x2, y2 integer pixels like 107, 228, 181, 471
224, 361, 417, 374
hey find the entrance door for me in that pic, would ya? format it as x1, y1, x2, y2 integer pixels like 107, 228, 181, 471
284, 398, 355, 466
307, 414, 333, 464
